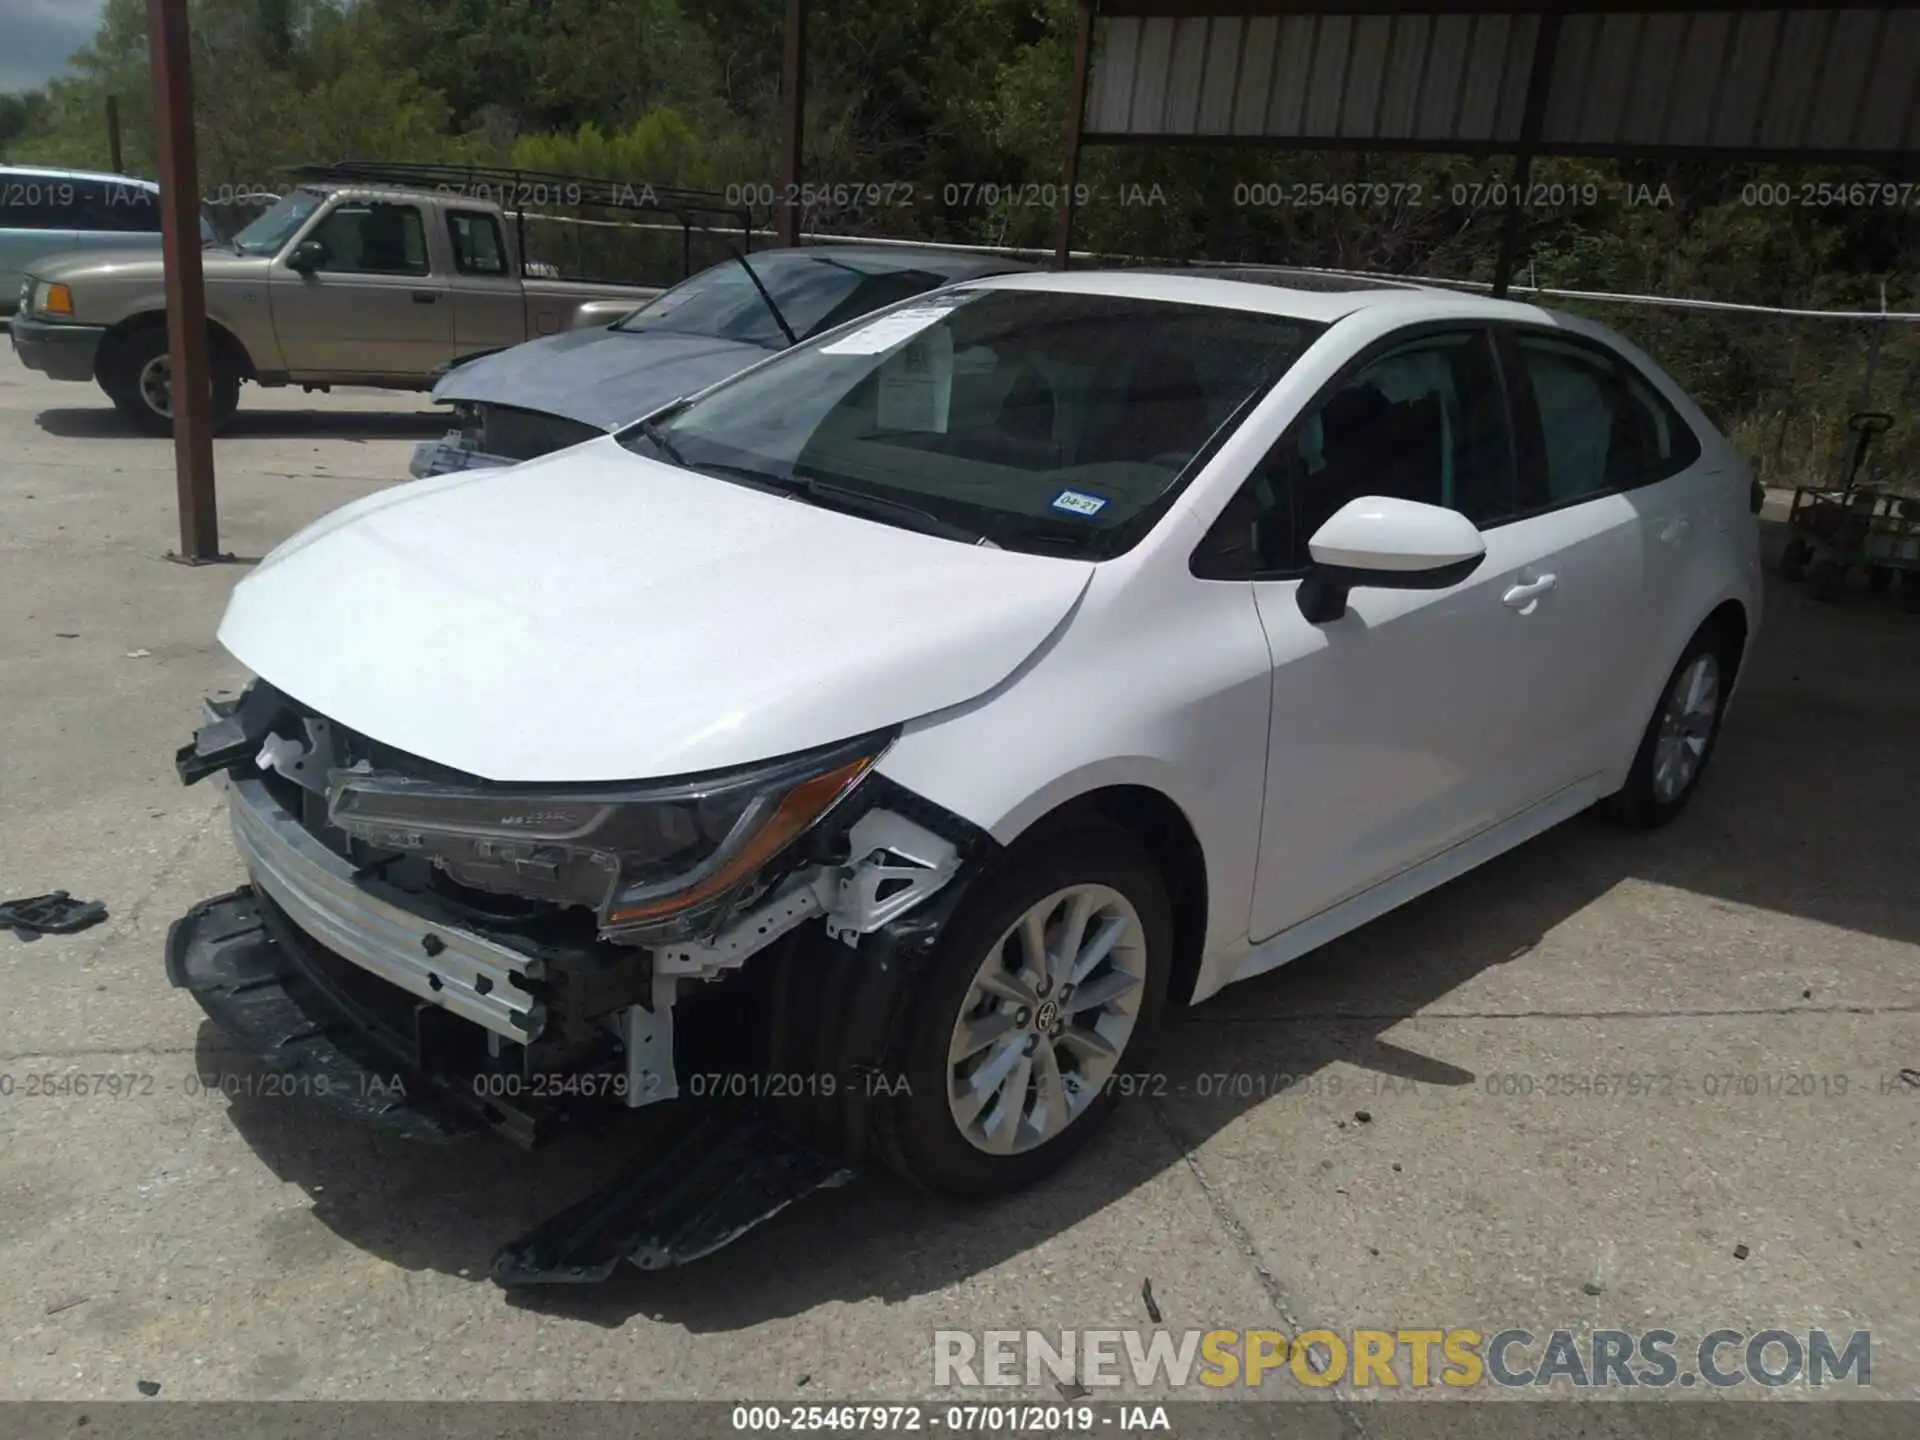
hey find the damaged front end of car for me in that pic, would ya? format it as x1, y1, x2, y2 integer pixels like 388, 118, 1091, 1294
165, 679, 993, 1278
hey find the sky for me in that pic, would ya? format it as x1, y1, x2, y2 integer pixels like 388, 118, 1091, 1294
0, 0, 107, 93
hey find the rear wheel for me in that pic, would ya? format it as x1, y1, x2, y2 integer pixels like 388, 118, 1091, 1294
1605, 623, 1737, 829
1809, 557, 1845, 603
100, 325, 240, 437
881, 825, 1171, 1197
1867, 566, 1895, 598
1779, 535, 1811, 582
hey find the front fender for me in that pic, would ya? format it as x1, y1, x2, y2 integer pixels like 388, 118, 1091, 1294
874, 562, 1274, 974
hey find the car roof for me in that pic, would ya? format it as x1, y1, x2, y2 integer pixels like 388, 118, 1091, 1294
0, 165, 158, 189
959, 267, 1543, 325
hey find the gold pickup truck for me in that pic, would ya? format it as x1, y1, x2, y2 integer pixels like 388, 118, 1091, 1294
9, 181, 659, 434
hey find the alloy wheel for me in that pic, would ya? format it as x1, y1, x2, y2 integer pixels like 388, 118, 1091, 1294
138, 353, 174, 419
1651, 652, 1719, 803
946, 884, 1148, 1156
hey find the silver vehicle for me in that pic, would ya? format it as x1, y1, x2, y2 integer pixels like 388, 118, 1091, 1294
1, 166, 214, 318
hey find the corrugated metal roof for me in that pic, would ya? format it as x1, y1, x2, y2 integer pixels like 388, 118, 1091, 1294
1083, 5, 1920, 158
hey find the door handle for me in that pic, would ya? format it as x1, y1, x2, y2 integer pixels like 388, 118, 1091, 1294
1658, 516, 1692, 545
1502, 574, 1557, 610
412, 291, 439, 304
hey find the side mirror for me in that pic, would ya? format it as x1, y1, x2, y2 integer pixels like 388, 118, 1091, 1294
1297, 496, 1486, 624
286, 239, 327, 274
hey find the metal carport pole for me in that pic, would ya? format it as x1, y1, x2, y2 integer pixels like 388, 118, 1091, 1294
777, 0, 808, 248
148, 0, 221, 562
1490, 7, 1563, 300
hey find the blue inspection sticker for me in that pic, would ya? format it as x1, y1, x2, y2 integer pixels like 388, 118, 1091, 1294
1050, 489, 1109, 517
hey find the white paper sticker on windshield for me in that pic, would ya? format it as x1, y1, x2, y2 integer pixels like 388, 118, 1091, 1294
1051, 489, 1108, 516
818, 300, 962, 355
877, 328, 954, 433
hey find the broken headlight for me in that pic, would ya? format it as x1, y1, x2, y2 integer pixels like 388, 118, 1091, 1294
325, 731, 890, 943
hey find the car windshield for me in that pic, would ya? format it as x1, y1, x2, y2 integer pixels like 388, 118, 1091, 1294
619, 288, 1323, 558
230, 189, 325, 255
612, 250, 945, 348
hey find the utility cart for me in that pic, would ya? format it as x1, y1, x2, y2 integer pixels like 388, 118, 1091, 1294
1779, 411, 1920, 610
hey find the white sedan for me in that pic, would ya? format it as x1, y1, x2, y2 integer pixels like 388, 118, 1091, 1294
173, 269, 1762, 1224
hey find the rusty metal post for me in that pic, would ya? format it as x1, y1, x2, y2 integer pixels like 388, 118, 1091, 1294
777, 0, 807, 248
147, 0, 221, 562
1053, 1, 1096, 272
106, 95, 124, 175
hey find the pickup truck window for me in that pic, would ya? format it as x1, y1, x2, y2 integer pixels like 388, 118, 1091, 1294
448, 211, 508, 276
233, 189, 324, 255
305, 201, 429, 276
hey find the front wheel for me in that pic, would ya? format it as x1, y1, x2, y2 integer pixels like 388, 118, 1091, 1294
100, 326, 240, 437
881, 824, 1171, 1197
1605, 625, 1736, 829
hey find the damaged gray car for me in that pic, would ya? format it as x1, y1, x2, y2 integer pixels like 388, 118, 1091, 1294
411, 243, 1029, 477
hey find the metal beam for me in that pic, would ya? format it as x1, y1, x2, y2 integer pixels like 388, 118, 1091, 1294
1055, 0, 1098, 270
778, 0, 807, 248
1100, 1, 1851, 16
1491, 9, 1561, 297
1076, 130, 1920, 165
147, 0, 221, 563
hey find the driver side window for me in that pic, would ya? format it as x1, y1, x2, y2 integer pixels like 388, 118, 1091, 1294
1195, 328, 1514, 579
302, 202, 429, 276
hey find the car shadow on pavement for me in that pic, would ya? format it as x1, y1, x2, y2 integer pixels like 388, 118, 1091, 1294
34, 406, 446, 442
197, 558, 1918, 1330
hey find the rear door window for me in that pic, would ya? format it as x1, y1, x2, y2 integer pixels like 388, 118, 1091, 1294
447, 210, 508, 275
70, 179, 164, 234
0, 172, 77, 230
1506, 330, 1702, 511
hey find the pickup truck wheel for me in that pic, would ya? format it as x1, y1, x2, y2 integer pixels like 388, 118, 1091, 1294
101, 327, 240, 437
881, 825, 1171, 1198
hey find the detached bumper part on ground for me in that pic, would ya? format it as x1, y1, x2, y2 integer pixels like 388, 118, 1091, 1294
167, 682, 990, 1279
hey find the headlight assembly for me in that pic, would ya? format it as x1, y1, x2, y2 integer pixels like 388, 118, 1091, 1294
325, 731, 891, 943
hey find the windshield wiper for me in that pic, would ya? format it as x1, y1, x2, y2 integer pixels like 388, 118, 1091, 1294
635, 419, 688, 468
727, 251, 799, 347
781, 473, 987, 545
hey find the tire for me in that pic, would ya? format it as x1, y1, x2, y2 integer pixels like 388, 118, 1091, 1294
1809, 557, 1845, 603
878, 823, 1172, 1198
1903, 572, 1920, 615
1779, 535, 1810, 582
1866, 566, 1894, 598
100, 325, 240, 437
1604, 622, 1738, 830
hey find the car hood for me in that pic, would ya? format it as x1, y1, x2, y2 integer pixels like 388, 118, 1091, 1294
27, 247, 261, 284
218, 437, 1093, 782
432, 325, 772, 432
